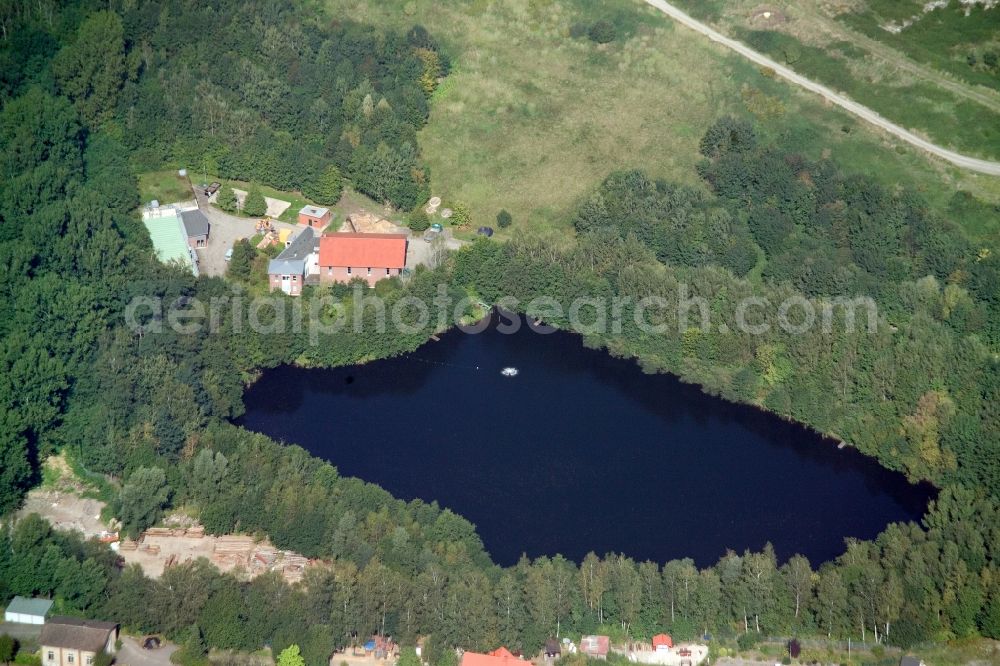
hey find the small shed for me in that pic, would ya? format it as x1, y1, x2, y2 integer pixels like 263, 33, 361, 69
651, 634, 673, 651
544, 638, 561, 658
5, 596, 54, 625
298, 205, 332, 228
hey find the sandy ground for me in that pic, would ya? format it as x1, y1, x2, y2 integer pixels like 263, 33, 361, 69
624, 645, 709, 666
329, 652, 398, 666
18, 490, 107, 539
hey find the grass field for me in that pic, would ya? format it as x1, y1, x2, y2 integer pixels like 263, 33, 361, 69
138, 170, 194, 205
325, 0, 1000, 244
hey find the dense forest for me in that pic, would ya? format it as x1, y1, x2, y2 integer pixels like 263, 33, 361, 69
1, 1, 999, 665
1, 0, 442, 209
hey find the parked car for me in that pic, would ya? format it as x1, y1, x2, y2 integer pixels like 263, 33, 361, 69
224, 247, 234, 261
477, 226, 494, 237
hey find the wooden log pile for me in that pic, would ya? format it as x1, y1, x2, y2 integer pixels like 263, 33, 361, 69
212, 535, 254, 567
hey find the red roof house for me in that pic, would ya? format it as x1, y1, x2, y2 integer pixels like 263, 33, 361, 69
460, 648, 523, 666
652, 634, 673, 651
318, 233, 407, 287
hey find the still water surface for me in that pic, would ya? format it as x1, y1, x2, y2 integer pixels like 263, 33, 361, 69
239, 316, 933, 566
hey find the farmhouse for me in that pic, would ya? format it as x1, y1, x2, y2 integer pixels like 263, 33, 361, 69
318, 233, 407, 287
40, 617, 118, 666
298, 205, 332, 228
4, 596, 53, 625
267, 227, 319, 295
180, 208, 210, 248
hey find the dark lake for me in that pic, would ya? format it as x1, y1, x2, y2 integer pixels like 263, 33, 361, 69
238, 314, 933, 568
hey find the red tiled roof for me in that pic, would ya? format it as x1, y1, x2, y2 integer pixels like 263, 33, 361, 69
319, 233, 407, 269
652, 634, 673, 649
460, 648, 523, 666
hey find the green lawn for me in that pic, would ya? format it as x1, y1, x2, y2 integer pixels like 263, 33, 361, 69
325, 0, 1000, 245
138, 169, 194, 205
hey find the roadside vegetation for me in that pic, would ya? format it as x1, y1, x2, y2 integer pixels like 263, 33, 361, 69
667, 0, 1000, 165
2, 0, 1000, 665
841, 0, 1000, 90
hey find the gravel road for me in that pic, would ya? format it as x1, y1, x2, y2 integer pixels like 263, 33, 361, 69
644, 0, 1000, 176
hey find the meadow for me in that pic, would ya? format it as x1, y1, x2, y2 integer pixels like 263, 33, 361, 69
326, 0, 1000, 243
841, 0, 1000, 90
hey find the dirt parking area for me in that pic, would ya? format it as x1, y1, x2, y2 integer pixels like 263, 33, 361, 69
193, 188, 301, 277
406, 230, 464, 270
117, 635, 177, 666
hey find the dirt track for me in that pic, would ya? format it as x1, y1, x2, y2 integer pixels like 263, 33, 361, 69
644, 0, 1000, 176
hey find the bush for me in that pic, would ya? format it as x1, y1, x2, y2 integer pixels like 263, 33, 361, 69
569, 22, 589, 39
736, 633, 759, 651
588, 20, 616, 44
496, 209, 512, 229
409, 206, 430, 232
450, 202, 471, 226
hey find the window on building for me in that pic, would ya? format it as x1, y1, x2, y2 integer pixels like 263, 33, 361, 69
386, 268, 390, 275
347, 267, 352, 275
67, 655, 74, 663
292, 275, 297, 281
327, 267, 332, 275
367, 267, 372, 276
48, 653, 54, 661
86, 657, 93, 665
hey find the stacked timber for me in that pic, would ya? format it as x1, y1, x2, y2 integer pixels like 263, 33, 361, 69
212, 535, 254, 567
144, 527, 173, 537
186, 525, 205, 538
281, 553, 310, 583
119, 539, 138, 551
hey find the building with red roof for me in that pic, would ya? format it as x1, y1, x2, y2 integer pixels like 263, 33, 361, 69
459, 648, 524, 666
318, 232, 408, 287
651, 634, 673, 651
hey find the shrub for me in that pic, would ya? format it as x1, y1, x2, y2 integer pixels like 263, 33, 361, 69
409, 206, 430, 232
450, 202, 471, 226
496, 209, 512, 229
569, 22, 589, 39
736, 633, 759, 651
588, 20, 616, 44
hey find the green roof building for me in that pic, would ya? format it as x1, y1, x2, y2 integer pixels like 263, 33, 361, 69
5, 596, 54, 625
142, 206, 198, 276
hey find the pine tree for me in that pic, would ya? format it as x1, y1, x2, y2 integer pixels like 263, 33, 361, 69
217, 186, 238, 213
243, 184, 266, 217
303, 165, 343, 206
